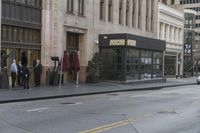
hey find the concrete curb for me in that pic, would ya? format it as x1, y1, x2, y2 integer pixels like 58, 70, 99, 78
0, 83, 196, 104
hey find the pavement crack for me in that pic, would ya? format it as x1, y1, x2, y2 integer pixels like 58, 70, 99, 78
122, 114, 140, 133
0, 114, 40, 133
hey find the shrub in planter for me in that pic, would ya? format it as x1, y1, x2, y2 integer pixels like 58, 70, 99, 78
86, 53, 102, 83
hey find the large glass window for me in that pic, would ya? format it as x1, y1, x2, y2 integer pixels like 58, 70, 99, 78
101, 48, 124, 80
1, 25, 40, 44
140, 50, 152, 79
153, 52, 163, 78
126, 49, 140, 80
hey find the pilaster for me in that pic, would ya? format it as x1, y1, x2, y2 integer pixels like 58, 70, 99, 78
135, 0, 139, 29
128, 0, 133, 27
141, 0, 146, 31
171, 26, 174, 42
166, 24, 170, 42
41, 0, 53, 67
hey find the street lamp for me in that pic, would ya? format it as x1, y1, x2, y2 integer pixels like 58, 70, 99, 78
178, 58, 181, 78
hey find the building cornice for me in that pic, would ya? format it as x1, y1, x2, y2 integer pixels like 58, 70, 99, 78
159, 3, 184, 21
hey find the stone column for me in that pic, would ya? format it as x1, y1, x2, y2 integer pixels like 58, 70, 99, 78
41, 0, 53, 67
128, 0, 133, 27
171, 26, 174, 42
160, 23, 165, 40
166, 24, 170, 42
122, 0, 126, 25
105, 0, 109, 22
141, 0, 146, 31
175, 27, 179, 43
147, 0, 152, 32
134, 0, 139, 28
179, 29, 183, 44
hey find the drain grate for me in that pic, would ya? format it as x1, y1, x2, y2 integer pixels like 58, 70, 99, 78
158, 110, 178, 115
60, 102, 76, 105
107, 93, 119, 96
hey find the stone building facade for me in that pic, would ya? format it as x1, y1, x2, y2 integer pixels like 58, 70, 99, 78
42, 0, 159, 83
158, 1, 184, 78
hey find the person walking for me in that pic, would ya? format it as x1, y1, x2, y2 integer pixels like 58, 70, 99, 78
17, 61, 23, 86
11, 59, 18, 88
22, 65, 30, 89
34, 59, 42, 86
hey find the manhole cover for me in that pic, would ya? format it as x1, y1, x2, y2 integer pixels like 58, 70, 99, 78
158, 110, 178, 115
60, 102, 76, 105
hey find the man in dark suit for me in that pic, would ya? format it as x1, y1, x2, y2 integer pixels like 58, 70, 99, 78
17, 61, 23, 86
22, 65, 30, 89
34, 59, 42, 86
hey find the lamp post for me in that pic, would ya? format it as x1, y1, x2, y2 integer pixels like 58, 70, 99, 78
178, 58, 181, 78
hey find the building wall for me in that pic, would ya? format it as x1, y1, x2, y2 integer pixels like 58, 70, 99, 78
158, 2, 184, 77
0, 0, 1, 68
42, 0, 159, 82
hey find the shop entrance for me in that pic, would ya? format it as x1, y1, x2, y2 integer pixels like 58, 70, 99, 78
66, 32, 80, 82
164, 56, 176, 76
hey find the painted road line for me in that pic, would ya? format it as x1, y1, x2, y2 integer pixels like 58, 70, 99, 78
27, 107, 49, 112
79, 119, 134, 133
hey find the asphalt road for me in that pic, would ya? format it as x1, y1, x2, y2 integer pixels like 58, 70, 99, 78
0, 85, 200, 133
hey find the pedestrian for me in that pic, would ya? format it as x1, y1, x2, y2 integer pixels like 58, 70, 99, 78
17, 61, 23, 86
34, 59, 42, 86
22, 65, 30, 89
11, 59, 18, 88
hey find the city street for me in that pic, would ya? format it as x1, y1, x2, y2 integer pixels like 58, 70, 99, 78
0, 85, 200, 133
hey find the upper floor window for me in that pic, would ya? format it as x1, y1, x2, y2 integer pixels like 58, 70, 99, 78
78, 0, 84, 16
119, 0, 123, 24
67, 0, 73, 13
108, 0, 112, 22
126, 0, 129, 26
100, 0, 105, 20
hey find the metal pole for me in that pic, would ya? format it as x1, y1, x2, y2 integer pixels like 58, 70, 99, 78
59, 56, 63, 87
76, 51, 79, 87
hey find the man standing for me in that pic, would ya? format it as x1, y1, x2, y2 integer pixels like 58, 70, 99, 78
34, 59, 42, 86
17, 61, 23, 86
11, 59, 18, 88
22, 65, 30, 89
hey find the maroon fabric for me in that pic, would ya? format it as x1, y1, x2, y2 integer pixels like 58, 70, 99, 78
72, 52, 80, 72
62, 50, 69, 72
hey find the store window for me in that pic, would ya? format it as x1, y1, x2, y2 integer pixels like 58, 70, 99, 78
140, 50, 152, 79
126, 49, 140, 80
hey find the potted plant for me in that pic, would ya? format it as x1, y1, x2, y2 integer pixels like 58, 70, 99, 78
86, 53, 102, 83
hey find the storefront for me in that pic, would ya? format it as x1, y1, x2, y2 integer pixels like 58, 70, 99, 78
99, 33, 166, 82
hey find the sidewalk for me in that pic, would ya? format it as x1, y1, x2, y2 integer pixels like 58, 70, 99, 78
0, 77, 197, 104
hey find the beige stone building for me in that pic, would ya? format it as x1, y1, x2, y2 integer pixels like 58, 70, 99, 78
158, 1, 184, 78
41, 0, 159, 83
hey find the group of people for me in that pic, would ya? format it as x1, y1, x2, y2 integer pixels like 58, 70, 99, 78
10, 59, 42, 89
